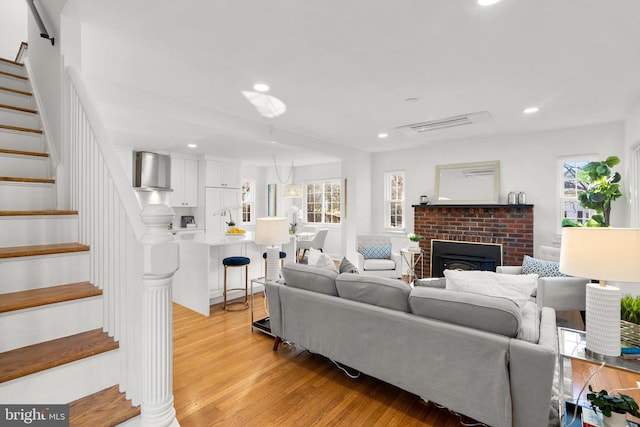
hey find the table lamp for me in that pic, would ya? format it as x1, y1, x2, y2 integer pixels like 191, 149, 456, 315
559, 228, 640, 359
255, 217, 290, 281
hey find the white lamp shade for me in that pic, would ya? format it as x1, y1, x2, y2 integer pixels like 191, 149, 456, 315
283, 184, 302, 198
255, 217, 290, 245
559, 228, 640, 282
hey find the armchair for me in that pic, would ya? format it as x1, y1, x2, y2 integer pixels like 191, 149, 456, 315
356, 235, 402, 279
496, 246, 588, 313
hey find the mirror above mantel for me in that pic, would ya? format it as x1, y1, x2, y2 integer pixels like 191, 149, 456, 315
434, 160, 500, 204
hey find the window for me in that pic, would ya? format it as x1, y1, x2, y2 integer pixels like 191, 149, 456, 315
384, 171, 405, 230
559, 158, 592, 227
305, 180, 341, 224
240, 179, 254, 224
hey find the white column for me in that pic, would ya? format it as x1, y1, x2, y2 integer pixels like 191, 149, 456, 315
140, 204, 180, 427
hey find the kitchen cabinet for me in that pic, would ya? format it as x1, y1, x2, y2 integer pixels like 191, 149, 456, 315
171, 157, 198, 207
205, 187, 241, 240
205, 159, 240, 188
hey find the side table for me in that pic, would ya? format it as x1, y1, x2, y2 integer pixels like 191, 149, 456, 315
250, 276, 275, 337
558, 327, 640, 426
400, 248, 424, 283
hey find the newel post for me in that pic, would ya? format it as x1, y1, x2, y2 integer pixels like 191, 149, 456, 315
140, 204, 180, 427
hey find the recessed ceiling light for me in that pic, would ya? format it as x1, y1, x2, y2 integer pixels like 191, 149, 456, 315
187, 143, 197, 148
253, 83, 270, 92
378, 133, 388, 139
523, 107, 539, 114
478, 0, 501, 5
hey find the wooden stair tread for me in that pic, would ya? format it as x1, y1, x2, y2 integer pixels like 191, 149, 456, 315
0, 148, 48, 157
0, 177, 54, 184
0, 103, 37, 114
0, 86, 31, 97
0, 329, 118, 383
0, 70, 28, 81
0, 210, 77, 216
69, 385, 140, 427
0, 57, 24, 67
0, 282, 101, 313
0, 243, 90, 259
0, 124, 42, 134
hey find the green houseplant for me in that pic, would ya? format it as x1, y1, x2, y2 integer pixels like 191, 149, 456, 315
407, 233, 423, 249
621, 295, 640, 325
587, 386, 640, 426
577, 156, 622, 227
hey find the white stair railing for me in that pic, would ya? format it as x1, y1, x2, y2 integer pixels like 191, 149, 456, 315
65, 67, 179, 425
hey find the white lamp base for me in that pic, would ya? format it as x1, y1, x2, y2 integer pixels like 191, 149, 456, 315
265, 246, 280, 281
586, 282, 621, 358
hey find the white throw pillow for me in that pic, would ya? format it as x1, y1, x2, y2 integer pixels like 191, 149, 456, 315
444, 269, 538, 307
310, 251, 338, 272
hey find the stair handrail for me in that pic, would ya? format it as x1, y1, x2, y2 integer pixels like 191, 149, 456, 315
25, 0, 54, 46
66, 66, 146, 239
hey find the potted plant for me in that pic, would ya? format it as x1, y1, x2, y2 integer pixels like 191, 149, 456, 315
577, 155, 622, 227
407, 233, 423, 249
587, 385, 640, 426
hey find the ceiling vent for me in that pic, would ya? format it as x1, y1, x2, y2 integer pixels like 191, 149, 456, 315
396, 111, 492, 135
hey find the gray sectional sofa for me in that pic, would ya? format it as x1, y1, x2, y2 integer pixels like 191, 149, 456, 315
265, 263, 558, 427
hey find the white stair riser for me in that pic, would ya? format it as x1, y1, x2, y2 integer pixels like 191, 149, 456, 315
0, 350, 119, 404
0, 182, 55, 210
0, 216, 78, 246
0, 154, 49, 179
0, 297, 103, 352
0, 62, 26, 77
0, 252, 90, 293
0, 129, 43, 152
0, 90, 34, 110
0, 108, 39, 129
0, 74, 29, 92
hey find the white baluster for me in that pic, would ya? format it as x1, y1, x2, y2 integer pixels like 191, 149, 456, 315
140, 204, 179, 427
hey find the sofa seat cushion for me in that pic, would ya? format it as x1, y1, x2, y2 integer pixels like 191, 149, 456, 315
282, 263, 339, 296
363, 258, 396, 271
336, 273, 411, 312
409, 287, 522, 338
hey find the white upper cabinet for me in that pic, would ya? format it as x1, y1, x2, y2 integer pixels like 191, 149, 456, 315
205, 159, 240, 188
171, 157, 198, 207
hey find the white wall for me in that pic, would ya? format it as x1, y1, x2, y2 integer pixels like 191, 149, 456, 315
0, 0, 27, 60
25, 0, 67, 160
371, 121, 627, 250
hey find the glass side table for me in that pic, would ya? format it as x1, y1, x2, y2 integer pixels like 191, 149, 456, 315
250, 276, 276, 337
558, 327, 640, 425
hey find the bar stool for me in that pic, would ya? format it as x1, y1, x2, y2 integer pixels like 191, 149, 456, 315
263, 251, 286, 279
222, 256, 250, 311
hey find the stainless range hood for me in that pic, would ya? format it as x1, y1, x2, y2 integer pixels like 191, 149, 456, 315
133, 151, 172, 191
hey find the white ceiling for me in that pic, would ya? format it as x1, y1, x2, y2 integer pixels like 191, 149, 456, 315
65, 0, 640, 166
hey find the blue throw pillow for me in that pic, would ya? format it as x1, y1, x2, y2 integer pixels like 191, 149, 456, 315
359, 244, 392, 259
522, 255, 569, 277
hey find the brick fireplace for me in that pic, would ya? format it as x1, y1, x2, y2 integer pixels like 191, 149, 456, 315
412, 204, 534, 277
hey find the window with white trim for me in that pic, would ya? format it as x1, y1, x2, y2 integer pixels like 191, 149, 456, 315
384, 170, 405, 230
240, 179, 254, 224
558, 157, 593, 229
304, 179, 341, 224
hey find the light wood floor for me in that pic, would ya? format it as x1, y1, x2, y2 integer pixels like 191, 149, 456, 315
173, 294, 479, 426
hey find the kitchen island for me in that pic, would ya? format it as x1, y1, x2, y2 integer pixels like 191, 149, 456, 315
172, 232, 295, 316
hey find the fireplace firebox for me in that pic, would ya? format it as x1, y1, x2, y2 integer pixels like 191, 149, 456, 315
430, 240, 503, 278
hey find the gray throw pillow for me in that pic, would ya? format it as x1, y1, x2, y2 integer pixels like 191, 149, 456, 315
339, 257, 359, 274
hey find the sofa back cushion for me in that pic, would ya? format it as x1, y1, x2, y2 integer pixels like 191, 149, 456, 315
336, 273, 411, 312
282, 263, 339, 296
409, 287, 522, 338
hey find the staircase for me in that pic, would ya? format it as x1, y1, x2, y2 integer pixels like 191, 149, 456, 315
0, 54, 139, 425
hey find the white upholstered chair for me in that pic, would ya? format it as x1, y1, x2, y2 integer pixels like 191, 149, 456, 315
496, 245, 588, 313
297, 229, 329, 263
356, 235, 402, 279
